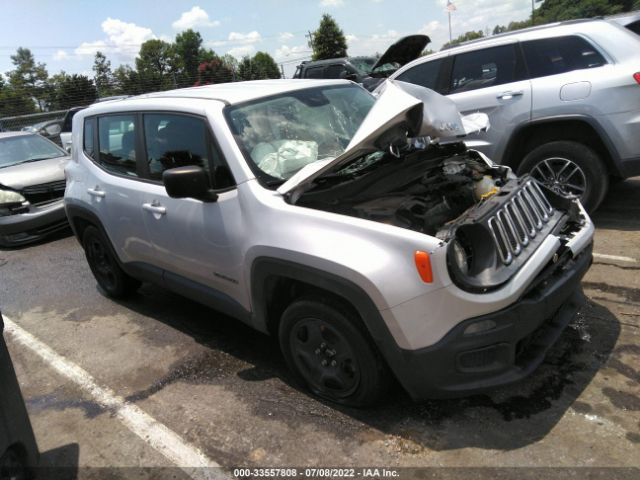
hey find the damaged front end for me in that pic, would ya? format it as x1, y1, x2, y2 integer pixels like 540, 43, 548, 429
282, 81, 589, 292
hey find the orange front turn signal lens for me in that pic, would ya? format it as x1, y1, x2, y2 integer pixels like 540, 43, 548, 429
414, 251, 433, 283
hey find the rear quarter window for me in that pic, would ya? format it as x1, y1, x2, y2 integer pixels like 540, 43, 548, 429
522, 36, 607, 79
83, 118, 95, 160
395, 58, 445, 93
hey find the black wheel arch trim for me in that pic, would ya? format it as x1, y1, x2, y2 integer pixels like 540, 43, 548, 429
502, 114, 622, 177
250, 257, 415, 390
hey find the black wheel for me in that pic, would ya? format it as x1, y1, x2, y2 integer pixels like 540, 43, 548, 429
517, 141, 608, 212
279, 297, 389, 407
0, 448, 27, 480
82, 226, 140, 298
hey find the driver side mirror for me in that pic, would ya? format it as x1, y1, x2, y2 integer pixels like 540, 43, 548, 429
163, 166, 218, 202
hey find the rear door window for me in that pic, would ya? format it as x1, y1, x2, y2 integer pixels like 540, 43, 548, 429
395, 58, 445, 93
449, 45, 519, 94
97, 115, 138, 176
522, 36, 607, 79
325, 64, 347, 79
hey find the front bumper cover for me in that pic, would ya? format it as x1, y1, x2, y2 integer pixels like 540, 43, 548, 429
0, 200, 68, 247
390, 243, 592, 400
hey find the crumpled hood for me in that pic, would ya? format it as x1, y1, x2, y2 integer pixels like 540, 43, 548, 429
277, 80, 489, 197
0, 156, 69, 190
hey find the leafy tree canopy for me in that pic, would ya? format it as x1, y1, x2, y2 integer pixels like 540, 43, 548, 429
310, 14, 348, 60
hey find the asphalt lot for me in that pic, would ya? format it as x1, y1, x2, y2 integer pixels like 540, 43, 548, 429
1, 179, 639, 479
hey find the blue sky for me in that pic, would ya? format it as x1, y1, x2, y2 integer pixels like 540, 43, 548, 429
0, 0, 534, 78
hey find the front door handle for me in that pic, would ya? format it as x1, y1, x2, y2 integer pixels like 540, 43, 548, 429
87, 186, 105, 198
497, 90, 524, 100
142, 201, 167, 216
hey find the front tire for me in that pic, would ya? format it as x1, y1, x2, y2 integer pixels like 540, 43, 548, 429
82, 226, 140, 298
279, 297, 389, 407
517, 140, 608, 212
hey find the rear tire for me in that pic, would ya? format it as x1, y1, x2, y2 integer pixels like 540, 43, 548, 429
82, 226, 140, 298
279, 297, 389, 407
517, 140, 608, 212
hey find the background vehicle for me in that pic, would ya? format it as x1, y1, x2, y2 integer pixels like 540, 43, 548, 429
65, 80, 593, 406
1, 312, 39, 479
607, 10, 640, 35
0, 132, 70, 247
294, 35, 429, 91
383, 19, 640, 211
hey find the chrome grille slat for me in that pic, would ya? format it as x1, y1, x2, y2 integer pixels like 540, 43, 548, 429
487, 180, 554, 266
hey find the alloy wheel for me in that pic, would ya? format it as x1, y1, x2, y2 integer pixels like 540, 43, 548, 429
529, 157, 587, 199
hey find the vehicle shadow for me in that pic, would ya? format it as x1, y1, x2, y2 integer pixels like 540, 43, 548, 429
116, 281, 620, 452
36, 442, 79, 480
592, 177, 640, 231
0, 227, 72, 252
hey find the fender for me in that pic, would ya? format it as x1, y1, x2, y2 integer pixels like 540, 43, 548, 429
502, 114, 622, 176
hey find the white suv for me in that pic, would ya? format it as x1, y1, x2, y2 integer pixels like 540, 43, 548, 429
64, 80, 594, 405
383, 19, 640, 211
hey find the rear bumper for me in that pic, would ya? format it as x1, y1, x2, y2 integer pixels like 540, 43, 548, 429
0, 200, 68, 247
389, 244, 592, 400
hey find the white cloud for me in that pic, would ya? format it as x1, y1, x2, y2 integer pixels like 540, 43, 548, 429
172, 6, 220, 30
228, 31, 262, 44
227, 45, 256, 58
346, 29, 400, 56
279, 32, 295, 42
320, 0, 344, 6
74, 18, 155, 61
53, 50, 69, 61
274, 44, 309, 61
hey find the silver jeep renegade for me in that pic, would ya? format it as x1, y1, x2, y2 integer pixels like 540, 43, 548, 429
64, 79, 594, 406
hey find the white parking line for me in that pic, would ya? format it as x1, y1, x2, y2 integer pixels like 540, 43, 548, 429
3, 316, 227, 480
593, 253, 638, 263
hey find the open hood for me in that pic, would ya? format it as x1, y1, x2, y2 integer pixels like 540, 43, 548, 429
277, 80, 489, 199
372, 35, 430, 72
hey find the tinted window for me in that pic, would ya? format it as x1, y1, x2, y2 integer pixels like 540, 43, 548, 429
522, 36, 607, 79
396, 58, 445, 93
305, 67, 325, 79
143, 114, 209, 181
627, 20, 640, 35
450, 45, 518, 94
98, 115, 137, 176
83, 118, 95, 160
325, 64, 347, 79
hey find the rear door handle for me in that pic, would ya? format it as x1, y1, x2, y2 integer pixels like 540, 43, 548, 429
497, 90, 524, 100
142, 202, 167, 216
87, 186, 105, 198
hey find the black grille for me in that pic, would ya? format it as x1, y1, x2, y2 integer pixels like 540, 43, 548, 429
21, 180, 66, 206
487, 180, 554, 265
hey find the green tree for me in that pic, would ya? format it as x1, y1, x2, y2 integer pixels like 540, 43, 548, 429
7, 47, 49, 111
174, 29, 203, 87
493, 25, 508, 35
237, 52, 281, 81
113, 65, 144, 95
195, 56, 234, 86
0, 72, 35, 116
93, 51, 113, 97
441, 30, 484, 50
310, 14, 348, 60
135, 39, 178, 91
50, 73, 97, 109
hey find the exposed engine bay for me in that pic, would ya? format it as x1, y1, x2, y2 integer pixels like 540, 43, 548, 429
296, 142, 511, 240
295, 140, 585, 292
